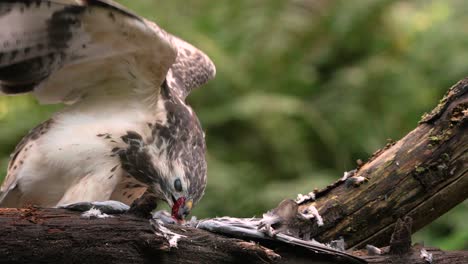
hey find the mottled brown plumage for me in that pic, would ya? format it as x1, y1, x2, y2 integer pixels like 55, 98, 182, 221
0, 0, 215, 220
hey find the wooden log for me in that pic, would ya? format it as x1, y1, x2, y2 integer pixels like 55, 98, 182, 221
0, 79, 466, 263
298, 78, 468, 248
0, 207, 369, 264
0, 207, 466, 264
0, 208, 283, 264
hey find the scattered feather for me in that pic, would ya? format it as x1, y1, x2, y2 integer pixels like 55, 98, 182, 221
420, 248, 433, 263
341, 169, 356, 181
81, 207, 113, 219
345, 176, 368, 187
151, 219, 186, 248
366, 244, 382, 255
300, 205, 324, 226
295, 192, 316, 204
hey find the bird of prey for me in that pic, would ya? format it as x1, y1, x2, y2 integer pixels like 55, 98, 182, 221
0, 0, 215, 221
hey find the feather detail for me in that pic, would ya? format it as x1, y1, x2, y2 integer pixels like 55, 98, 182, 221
166, 36, 216, 99
0, 0, 176, 104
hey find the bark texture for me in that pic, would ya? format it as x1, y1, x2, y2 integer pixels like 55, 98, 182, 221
0, 207, 367, 264
357, 246, 468, 264
298, 78, 468, 248
0, 208, 466, 264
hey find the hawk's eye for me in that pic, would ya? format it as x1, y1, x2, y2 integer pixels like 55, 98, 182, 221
174, 179, 182, 192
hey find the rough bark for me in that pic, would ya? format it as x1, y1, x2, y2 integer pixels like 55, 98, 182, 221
0, 78, 467, 263
0, 207, 356, 264
298, 78, 468, 248
0, 208, 466, 264
0, 208, 468, 264
354, 215, 468, 264
358, 246, 468, 264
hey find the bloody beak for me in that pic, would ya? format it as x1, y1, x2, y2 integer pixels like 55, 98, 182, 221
171, 197, 193, 223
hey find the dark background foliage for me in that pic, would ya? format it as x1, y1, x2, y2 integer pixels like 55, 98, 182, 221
0, 0, 466, 249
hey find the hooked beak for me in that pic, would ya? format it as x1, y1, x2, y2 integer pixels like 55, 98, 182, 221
171, 197, 193, 223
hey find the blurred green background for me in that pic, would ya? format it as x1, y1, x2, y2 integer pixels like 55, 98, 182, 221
1, 0, 467, 250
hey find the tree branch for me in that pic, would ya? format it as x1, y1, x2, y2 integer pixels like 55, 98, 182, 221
298, 78, 468, 248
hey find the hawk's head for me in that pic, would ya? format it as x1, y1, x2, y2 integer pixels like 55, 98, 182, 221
119, 85, 207, 222
154, 151, 207, 222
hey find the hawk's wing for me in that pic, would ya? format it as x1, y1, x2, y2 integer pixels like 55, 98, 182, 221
166, 36, 216, 99
0, 0, 215, 206
0, 0, 177, 104
0, 0, 215, 103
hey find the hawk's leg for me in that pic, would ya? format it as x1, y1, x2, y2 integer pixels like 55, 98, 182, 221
55, 163, 131, 215
59, 200, 130, 214
127, 191, 158, 218
60, 192, 159, 218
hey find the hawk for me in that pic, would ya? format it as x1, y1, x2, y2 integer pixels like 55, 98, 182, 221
0, 0, 215, 221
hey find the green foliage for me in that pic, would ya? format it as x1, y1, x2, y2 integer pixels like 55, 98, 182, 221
0, 0, 466, 250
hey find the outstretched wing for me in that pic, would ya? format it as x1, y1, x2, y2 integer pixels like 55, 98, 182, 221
166, 36, 216, 99
0, 0, 177, 104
